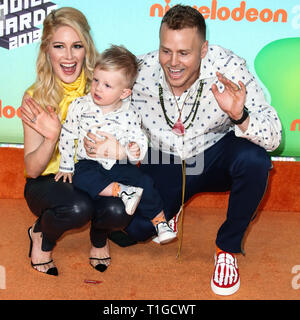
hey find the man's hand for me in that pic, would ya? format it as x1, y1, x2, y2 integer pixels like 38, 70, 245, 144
211, 72, 246, 121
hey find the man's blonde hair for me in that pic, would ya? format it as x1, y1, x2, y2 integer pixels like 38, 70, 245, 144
95, 45, 140, 88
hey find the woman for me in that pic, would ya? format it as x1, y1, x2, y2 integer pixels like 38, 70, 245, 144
20, 7, 131, 276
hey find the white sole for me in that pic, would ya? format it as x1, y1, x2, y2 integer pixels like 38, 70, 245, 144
158, 232, 177, 244
211, 278, 240, 296
151, 210, 181, 244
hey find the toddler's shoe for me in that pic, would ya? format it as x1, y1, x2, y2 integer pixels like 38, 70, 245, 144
155, 221, 177, 244
152, 210, 180, 244
120, 186, 143, 215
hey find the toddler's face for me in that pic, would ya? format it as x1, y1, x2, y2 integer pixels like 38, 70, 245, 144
91, 68, 130, 109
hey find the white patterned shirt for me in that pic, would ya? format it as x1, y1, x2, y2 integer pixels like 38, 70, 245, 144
131, 45, 282, 160
59, 93, 148, 171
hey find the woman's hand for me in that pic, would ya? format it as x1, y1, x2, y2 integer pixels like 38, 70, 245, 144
21, 95, 62, 178
54, 171, 73, 183
20, 97, 61, 142
84, 131, 126, 160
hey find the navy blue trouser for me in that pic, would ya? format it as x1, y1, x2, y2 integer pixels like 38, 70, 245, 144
73, 160, 163, 220
124, 131, 272, 253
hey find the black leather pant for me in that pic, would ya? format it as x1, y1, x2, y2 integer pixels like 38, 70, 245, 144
24, 174, 131, 251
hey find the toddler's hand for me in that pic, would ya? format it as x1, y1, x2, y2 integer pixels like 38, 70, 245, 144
54, 171, 73, 183
128, 142, 140, 159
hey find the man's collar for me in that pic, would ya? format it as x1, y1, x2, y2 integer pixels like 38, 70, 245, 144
158, 68, 170, 93
199, 50, 215, 80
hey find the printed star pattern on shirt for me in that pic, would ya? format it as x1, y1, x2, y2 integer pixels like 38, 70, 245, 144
131, 45, 282, 160
59, 93, 148, 172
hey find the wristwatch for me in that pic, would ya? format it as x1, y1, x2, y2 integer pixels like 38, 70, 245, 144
229, 107, 249, 125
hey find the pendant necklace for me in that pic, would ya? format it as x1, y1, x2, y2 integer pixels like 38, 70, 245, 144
158, 80, 204, 136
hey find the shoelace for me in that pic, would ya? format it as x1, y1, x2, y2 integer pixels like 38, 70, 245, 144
121, 190, 136, 198
157, 222, 173, 232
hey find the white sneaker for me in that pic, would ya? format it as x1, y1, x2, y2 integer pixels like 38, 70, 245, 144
155, 221, 177, 244
120, 186, 143, 215
211, 251, 240, 296
152, 209, 180, 244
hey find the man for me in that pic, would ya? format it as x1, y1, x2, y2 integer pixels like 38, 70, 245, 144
108, 5, 282, 296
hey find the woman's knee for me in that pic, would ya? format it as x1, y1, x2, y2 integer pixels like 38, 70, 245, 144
72, 199, 94, 226
49, 198, 94, 229
93, 197, 132, 230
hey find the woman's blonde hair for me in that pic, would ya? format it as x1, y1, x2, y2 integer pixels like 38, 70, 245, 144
32, 7, 98, 111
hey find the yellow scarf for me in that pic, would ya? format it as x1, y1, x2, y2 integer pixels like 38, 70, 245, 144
26, 70, 86, 176
58, 69, 86, 123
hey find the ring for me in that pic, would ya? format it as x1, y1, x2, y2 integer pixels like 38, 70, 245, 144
31, 116, 37, 123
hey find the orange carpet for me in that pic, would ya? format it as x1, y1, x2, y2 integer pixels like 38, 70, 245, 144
1, 147, 300, 301
1, 199, 300, 300
1, 147, 300, 213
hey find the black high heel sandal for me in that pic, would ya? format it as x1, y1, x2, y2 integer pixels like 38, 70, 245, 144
89, 257, 111, 272
28, 227, 58, 276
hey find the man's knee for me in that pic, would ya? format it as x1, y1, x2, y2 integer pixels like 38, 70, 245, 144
231, 142, 271, 175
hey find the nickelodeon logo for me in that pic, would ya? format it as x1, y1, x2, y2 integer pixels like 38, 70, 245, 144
150, 0, 287, 23
291, 119, 300, 132
0, 0, 57, 50
0, 99, 21, 119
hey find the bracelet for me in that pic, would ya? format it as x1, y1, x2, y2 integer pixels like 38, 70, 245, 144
229, 107, 249, 125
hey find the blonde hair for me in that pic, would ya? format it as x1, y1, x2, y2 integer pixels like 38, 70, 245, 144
32, 7, 98, 111
95, 45, 140, 88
